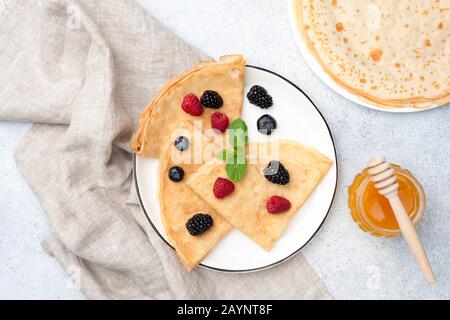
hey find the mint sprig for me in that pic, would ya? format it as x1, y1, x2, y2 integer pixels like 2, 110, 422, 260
216, 118, 248, 182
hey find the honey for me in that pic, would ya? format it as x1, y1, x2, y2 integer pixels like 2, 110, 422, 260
348, 164, 425, 238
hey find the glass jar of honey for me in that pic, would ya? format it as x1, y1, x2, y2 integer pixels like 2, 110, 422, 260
348, 164, 425, 238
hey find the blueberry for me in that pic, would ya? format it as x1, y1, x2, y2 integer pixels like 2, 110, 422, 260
168, 166, 184, 182
175, 136, 189, 151
257, 114, 277, 135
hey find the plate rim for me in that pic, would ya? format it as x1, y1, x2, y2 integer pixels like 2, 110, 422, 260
133, 65, 339, 273
286, 0, 443, 113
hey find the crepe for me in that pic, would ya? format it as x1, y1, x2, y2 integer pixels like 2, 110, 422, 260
131, 55, 245, 158
186, 140, 333, 251
158, 122, 231, 270
294, 0, 450, 108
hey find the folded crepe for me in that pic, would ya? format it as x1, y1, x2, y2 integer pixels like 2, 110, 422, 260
186, 140, 333, 251
158, 122, 231, 270
131, 55, 246, 158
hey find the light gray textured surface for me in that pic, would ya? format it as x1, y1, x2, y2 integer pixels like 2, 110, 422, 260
0, 0, 449, 299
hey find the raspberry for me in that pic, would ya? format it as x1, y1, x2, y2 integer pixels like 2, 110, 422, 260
211, 112, 229, 133
181, 94, 203, 116
213, 177, 235, 199
267, 196, 291, 214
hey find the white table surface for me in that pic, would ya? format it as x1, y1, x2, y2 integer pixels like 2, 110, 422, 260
1, 0, 449, 300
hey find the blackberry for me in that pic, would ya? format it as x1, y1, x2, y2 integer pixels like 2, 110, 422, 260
200, 90, 223, 109
257, 114, 277, 135
263, 161, 290, 185
247, 85, 273, 109
186, 213, 214, 236
168, 166, 184, 182
174, 136, 189, 151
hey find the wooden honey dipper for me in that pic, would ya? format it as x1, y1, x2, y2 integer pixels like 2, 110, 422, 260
367, 156, 436, 284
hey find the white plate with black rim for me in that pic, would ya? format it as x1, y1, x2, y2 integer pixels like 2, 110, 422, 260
134, 65, 338, 272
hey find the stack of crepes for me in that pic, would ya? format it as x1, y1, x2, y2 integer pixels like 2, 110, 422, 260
132, 55, 333, 270
294, 0, 450, 109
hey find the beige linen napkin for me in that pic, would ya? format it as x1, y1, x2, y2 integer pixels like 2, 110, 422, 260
0, 0, 332, 299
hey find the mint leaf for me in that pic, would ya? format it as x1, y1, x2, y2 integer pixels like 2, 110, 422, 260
229, 118, 249, 148
217, 149, 228, 161
230, 118, 248, 133
217, 149, 235, 164
226, 161, 247, 182
222, 118, 249, 182
235, 145, 246, 165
